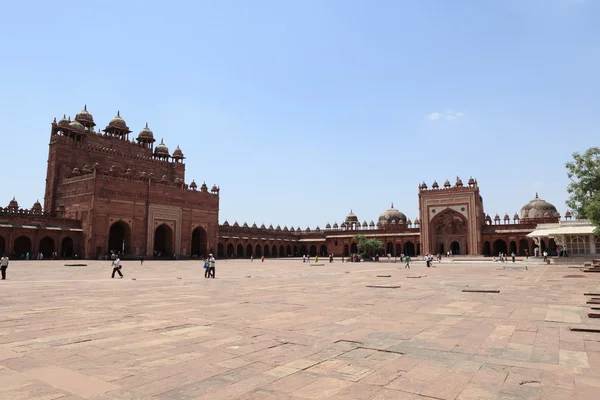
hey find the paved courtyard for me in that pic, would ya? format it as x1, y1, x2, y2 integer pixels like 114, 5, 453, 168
0, 258, 599, 399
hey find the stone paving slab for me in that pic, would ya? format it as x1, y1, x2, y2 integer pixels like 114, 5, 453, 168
0, 259, 600, 399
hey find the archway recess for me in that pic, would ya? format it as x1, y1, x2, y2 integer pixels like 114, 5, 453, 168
154, 224, 174, 257
108, 221, 131, 255
191, 227, 207, 257
430, 209, 468, 255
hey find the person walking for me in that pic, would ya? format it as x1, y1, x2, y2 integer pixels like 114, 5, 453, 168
0, 254, 9, 280
204, 257, 210, 278
511, 252, 516, 262
208, 253, 216, 278
111, 255, 123, 278
404, 255, 411, 269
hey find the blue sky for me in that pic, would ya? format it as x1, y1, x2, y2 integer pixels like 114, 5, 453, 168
0, 0, 598, 228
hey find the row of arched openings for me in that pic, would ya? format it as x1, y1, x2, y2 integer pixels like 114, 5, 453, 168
218, 243, 330, 258
482, 239, 536, 256
107, 221, 208, 257
0, 235, 74, 258
381, 241, 418, 257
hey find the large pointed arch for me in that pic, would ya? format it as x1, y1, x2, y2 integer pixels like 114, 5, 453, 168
429, 208, 468, 255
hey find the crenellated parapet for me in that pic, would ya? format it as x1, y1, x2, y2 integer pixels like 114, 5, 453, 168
419, 176, 478, 191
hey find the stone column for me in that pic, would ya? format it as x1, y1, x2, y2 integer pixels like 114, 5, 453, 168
589, 235, 596, 256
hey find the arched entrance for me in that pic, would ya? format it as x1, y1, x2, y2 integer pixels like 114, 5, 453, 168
509, 241, 517, 255
272, 245, 278, 257
264, 245, 270, 257
387, 242, 394, 256
350, 243, 358, 254
217, 243, 225, 258
246, 244, 253, 257
108, 221, 131, 255
255, 244, 262, 258
61, 237, 74, 258
320, 245, 327, 256
519, 239, 529, 256
154, 224, 174, 257
14, 236, 32, 257
430, 209, 468, 256
450, 241, 460, 255
286, 245, 291, 256
493, 239, 507, 255
344, 244, 349, 256
226, 243, 234, 257
404, 241, 415, 256
309, 245, 317, 257
39, 237, 55, 258
237, 244, 244, 257
300, 245, 307, 255
293, 245, 298, 256
483, 241, 491, 256
279, 245, 285, 256
191, 227, 207, 258
0, 236, 5, 255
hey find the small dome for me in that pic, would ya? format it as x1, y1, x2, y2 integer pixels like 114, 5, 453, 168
69, 120, 85, 133
172, 145, 184, 159
276, 225, 282, 231
242, 222, 249, 228
261, 223, 266, 229
444, 179, 451, 188
378, 203, 408, 225
32, 200, 42, 211
268, 224, 274, 230
8, 197, 18, 209
154, 139, 170, 157
75, 105, 94, 126
369, 220, 375, 227
407, 219, 412, 226
414, 218, 420, 225
200, 182, 208, 192
58, 114, 70, 127
468, 176, 476, 185
233, 221, 240, 228
108, 111, 129, 130
432, 180, 439, 189
333, 222, 339, 229
315, 226, 321, 232
520, 193, 558, 219
362, 221, 367, 227
137, 123, 155, 142
71, 167, 80, 176
325, 223, 331, 229
283, 226, 289, 231
252, 223, 258, 229
190, 180, 197, 190
420, 182, 428, 189
290, 226, 295, 232
222, 220, 230, 227
513, 213, 519, 220
305, 226, 311, 232
503, 213, 510, 220
494, 214, 500, 220
565, 210, 572, 218
455, 176, 463, 187
485, 214, 492, 222
345, 210, 359, 223
211, 184, 218, 193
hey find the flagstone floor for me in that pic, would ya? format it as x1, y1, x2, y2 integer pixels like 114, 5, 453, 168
0, 258, 599, 399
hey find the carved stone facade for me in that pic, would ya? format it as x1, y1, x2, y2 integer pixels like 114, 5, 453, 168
0, 106, 219, 259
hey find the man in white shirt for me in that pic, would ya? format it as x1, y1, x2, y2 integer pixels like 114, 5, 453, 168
111, 255, 123, 278
208, 254, 216, 278
0, 254, 9, 280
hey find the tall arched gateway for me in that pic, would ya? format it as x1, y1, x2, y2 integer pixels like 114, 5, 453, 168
108, 221, 131, 255
154, 224, 174, 257
191, 227, 207, 258
430, 209, 468, 255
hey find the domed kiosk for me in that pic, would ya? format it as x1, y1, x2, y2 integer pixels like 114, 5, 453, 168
520, 193, 558, 219
378, 203, 408, 225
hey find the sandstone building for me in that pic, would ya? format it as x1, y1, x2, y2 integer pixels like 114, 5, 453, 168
1, 108, 597, 260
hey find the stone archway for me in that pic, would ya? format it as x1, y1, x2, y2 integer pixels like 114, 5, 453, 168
108, 221, 131, 255
430, 209, 468, 255
39, 236, 55, 258
280, 245, 285, 257
154, 224, 174, 257
14, 236, 32, 258
191, 227, 207, 258
519, 239, 529, 256
237, 244, 244, 257
483, 241, 491, 256
404, 241, 415, 256
61, 237, 74, 258
264, 245, 270, 257
246, 244, 253, 257
286, 245, 291, 256
387, 242, 394, 256
494, 239, 507, 255
0, 235, 5, 255
320, 245, 328, 256
344, 244, 349, 256
217, 243, 225, 258
309, 245, 317, 257
255, 244, 262, 258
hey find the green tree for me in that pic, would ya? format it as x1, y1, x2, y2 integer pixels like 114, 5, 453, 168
353, 235, 384, 256
566, 147, 600, 234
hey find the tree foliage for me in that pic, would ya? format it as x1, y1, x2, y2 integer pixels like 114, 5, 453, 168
353, 234, 384, 255
565, 147, 600, 234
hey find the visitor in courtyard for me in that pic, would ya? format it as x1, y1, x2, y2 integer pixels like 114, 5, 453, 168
111, 255, 123, 278
315, 255, 318, 263
524, 249, 529, 259
543, 250, 548, 262
250, 255, 253, 262
511, 252, 516, 262
208, 253, 216, 278
404, 255, 411, 269
140, 256, 144, 265
329, 254, 333, 263
204, 257, 210, 278
425, 254, 431, 268
261, 256, 265, 262
0, 254, 9, 280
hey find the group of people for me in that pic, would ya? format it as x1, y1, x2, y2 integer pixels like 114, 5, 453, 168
204, 254, 216, 278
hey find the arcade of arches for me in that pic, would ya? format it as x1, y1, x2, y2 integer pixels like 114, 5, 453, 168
0, 234, 77, 259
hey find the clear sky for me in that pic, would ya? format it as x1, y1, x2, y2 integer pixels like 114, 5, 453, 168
0, 0, 598, 228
